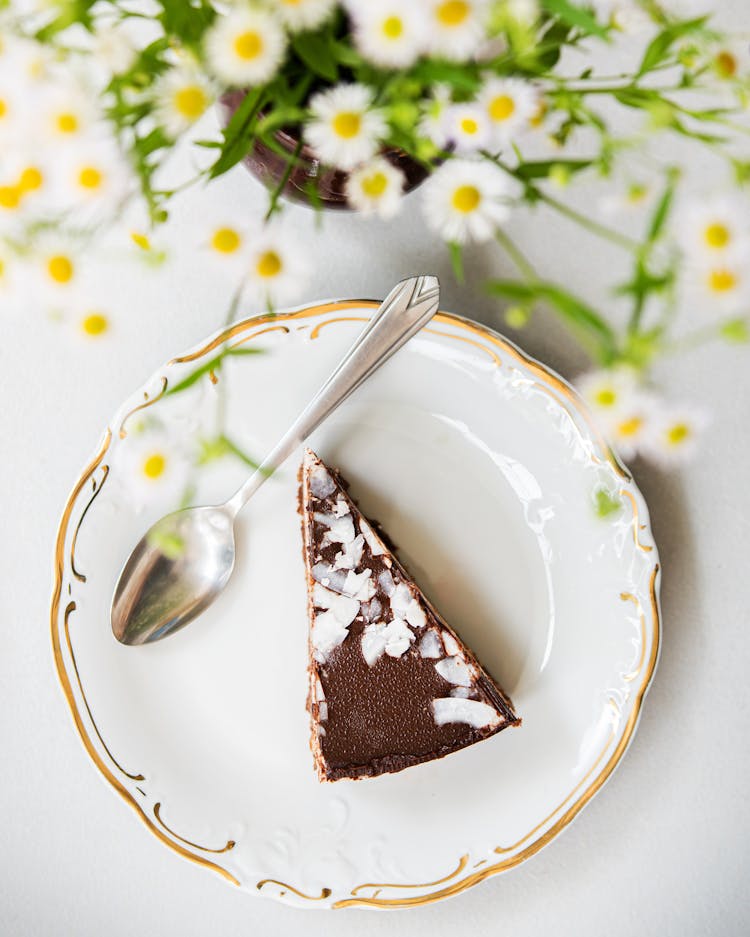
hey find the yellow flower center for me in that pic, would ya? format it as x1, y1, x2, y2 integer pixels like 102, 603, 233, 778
704, 222, 730, 249
460, 116, 479, 135
0, 98, 7, 119
256, 250, 282, 278
452, 184, 480, 213
142, 452, 167, 480
81, 312, 109, 337
436, 0, 469, 27
174, 85, 208, 120
0, 185, 21, 210
18, 166, 43, 192
361, 171, 388, 198
627, 183, 648, 204
79, 166, 103, 190
56, 111, 79, 134
489, 94, 516, 122
617, 416, 643, 437
715, 50, 737, 78
666, 423, 690, 446
131, 231, 151, 250
382, 15, 403, 39
332, 111, 361, 139
709, 268, 737, 293
233, 30, 264, 61
594, 388, 617, 407
47, 255, 74, 284
211, 227, 241, 253
0, 258, 5, 279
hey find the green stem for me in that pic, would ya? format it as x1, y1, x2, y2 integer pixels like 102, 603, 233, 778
265, 139, 303, 221
484, 153, 640, 252
495, 228, 538, 282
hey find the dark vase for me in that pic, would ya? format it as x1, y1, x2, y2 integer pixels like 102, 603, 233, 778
220, 90, 432, 211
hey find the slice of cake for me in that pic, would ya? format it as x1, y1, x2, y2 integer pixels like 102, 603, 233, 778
299, 449, 520, 782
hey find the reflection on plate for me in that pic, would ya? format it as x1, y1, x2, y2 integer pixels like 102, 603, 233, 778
51, 300, 660, 909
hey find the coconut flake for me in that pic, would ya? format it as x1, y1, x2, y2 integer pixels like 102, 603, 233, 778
333, 533, 364, 570
359, 518, 385, 556
361, 618, 415, 666
312, 582, 359, 626
419, 629, 443, 659
314, 512, 355, 545
450, 686, 471, 699
318, 701, 328, 721
435, 656, 472, 687
312, 611, 350, 661
311, 562, 348, 595
441, 632, 460, 657
309, 464, 335, 499
390, 582, 427, 630
343, 568, 375, 600
361, 597, 383, 623
432, 697, 500, 729
332, 496, 350, 518
378, 569, 396, 596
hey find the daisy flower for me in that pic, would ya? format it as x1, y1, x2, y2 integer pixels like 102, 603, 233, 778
42, 84, 100, 143
606, 391, 657, 461
421, 158, 516, 243
591, 0, 653, 34
676, 197, 750, 262
204, 6, 287, 87
642, 404, 709, 468
273, 0, 336, 32
345, 157, 405, 218
576, 366, 642, 433
689, 260, 749, 315
116, 425, 191, 511
441, 102, 491, 153
77, 309, 112, 341
348, 2, 428, 69
36, 234, 80, 290
305, 83, 387, 170
711, 40, 749, 81
153, 66, 214, 138
599, 177, 655, 216
425, 0, 489, 62
64, 141, 134, 215
244, 223, 312, 308
477, 77, 539, 146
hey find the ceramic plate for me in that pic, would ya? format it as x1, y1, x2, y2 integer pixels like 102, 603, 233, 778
51, 300, 660, 909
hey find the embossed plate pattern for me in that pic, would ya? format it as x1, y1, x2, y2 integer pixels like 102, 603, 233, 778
51, 301, 660, 909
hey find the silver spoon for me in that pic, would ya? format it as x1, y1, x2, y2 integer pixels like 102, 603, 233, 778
111, 275, 440, 645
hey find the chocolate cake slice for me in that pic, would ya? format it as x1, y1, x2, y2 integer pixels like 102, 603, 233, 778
299, 449, 520, 782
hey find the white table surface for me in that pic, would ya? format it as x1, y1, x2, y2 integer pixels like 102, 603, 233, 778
2, 6, 749, 933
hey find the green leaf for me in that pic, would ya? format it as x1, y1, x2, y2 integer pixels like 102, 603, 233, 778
291, 33, 338, 82
514, 159, 593, 181
486, 279, 618, 359
209, 88, 265, 179
646, 169, 678, 243
166, 347, 264, 396
637, 16, 708, 76
159, 0, 216, 47
540, 0, 609, 40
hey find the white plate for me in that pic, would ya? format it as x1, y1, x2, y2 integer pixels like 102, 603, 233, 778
51, 300, 660, 909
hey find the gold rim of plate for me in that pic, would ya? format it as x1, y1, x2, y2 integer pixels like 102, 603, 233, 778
50, 300, 661, 909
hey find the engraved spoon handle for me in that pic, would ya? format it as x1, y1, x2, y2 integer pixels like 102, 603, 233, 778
225, 275, 440, 515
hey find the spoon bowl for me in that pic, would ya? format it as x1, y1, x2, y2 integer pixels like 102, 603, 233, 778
111, 505, 236, 645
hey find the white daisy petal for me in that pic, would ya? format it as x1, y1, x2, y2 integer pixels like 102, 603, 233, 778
477, 77, 540, 146
273, 0, 336, 32
425, 0, 489, 61
305, 83, 387, 170
345, 157, 405, 217
421, 158, 515, 244
204, 7, 287, 87
243, 223, 312, 308
348, 2, 428, 69
676, 196, 750, 262
153, 67, 214, 138
642, 404, 710, 468
442, 102, 491, 153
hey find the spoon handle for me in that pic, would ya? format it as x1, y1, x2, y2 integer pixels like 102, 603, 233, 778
225, 275, 440, 515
